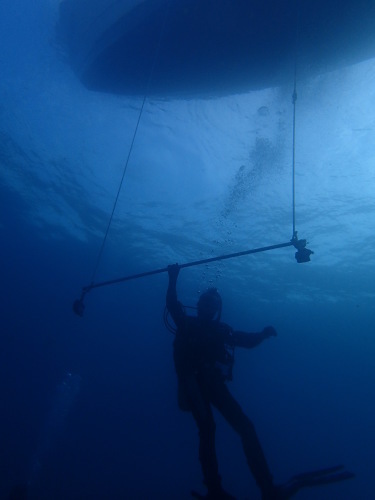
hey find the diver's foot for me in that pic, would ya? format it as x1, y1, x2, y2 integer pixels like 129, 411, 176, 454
192, 487, 236, 499
261, 484, 289, 500
208, 488, 235, 499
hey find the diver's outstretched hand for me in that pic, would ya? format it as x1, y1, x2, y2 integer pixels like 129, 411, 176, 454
270, 465, 355, 499
262, 325, 277, 338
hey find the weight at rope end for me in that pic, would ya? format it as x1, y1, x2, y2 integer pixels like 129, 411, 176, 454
73, 285, 92, 316
291, 233, 314, 263
295, 247, 314, 263
73, 298, 85, 317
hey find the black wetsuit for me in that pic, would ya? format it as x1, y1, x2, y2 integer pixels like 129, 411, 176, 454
166, 277, 275, 498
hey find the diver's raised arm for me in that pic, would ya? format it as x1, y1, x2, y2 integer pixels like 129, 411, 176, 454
166, 263, 179, 301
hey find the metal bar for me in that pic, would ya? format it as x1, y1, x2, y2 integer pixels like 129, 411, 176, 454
83, 240, 293, 293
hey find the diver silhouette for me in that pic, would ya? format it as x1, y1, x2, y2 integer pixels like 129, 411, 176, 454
166, 264, 354, 499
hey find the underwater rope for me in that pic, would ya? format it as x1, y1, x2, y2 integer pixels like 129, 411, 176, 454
89, 0, 172, 288
292, 65, 297, 239
89, 93, 147, 287
291, 0, 300, 241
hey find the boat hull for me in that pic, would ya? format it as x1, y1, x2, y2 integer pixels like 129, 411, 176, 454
57, 0, 375, 97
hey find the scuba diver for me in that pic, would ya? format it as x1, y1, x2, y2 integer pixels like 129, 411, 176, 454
166, 264, 354, 499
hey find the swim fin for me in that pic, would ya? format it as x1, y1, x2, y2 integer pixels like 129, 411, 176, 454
275, 464, 355, 499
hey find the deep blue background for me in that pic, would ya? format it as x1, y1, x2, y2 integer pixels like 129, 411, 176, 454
1, 1, 374, 499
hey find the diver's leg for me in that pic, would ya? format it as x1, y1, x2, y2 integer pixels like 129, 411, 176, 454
209, 376, 275, 497
179, 374, 223, 496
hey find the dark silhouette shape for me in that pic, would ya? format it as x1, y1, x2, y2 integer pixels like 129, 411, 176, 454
277, 465, 355, 498
9, 484, 28, 500
166, 264, 354, 499
166, 263, 277, 498
58, 0, 375, 98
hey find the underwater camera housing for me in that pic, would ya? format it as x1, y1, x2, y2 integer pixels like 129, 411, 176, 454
291, 233, 314, 263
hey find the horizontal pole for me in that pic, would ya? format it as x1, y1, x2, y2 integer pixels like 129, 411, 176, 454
82, 240, 293, 294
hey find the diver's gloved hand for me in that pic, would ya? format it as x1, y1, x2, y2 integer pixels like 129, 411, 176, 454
262, 326, 277, 338
167, 263, 180, 282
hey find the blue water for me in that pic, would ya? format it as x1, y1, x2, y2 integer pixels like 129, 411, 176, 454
0, 1, 374, 498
